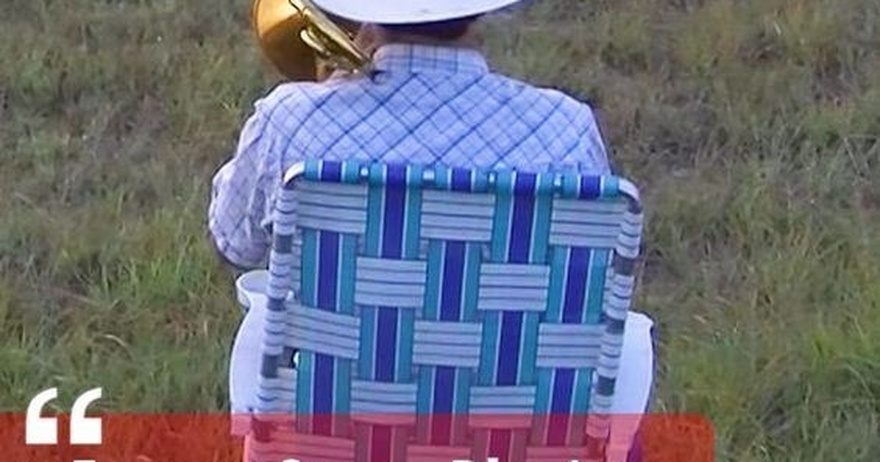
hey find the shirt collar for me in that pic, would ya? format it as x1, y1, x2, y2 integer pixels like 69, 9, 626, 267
370, 44, 490, 76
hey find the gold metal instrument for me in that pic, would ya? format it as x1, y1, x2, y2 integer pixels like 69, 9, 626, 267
251, 0, 371, 81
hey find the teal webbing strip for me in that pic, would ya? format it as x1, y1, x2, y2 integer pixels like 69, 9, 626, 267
296, 352, 314, 431
423, 241, 443, 321
396, 165, 423, 382
518, 312, 540, 384
417, 367, 433, 415
530, 173, 554, 262
454, 369, 471, 414
364, 164, 385, 258
490, 171, 513, 262
358, 164, 386, 381
358, 307, 377, 379
301, 230, 318, 306
461, 243, 481, 321
403, 164, 423, 259
535, 370, 551, 414
601, 176, 620, 198
477, 312, 500, 385
338, 236, 357, 314
398, 309, 415, 382
585, 250, 610, 324
572, 368, 593, 413
545, 248, 568, 323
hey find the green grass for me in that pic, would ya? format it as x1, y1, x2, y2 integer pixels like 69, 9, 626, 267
1, 0, 879, 460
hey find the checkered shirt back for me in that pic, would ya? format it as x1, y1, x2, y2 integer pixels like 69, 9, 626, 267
209, 44, 611, 269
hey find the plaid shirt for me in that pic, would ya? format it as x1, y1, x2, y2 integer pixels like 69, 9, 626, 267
209, 44, 611, 269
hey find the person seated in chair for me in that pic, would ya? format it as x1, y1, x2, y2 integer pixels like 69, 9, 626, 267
208, 0, 611, 272
211, 1, 653, 460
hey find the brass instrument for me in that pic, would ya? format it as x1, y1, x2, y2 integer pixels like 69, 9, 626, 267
251, 0, 371, 81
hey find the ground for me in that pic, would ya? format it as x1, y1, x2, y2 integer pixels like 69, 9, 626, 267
1, 0, 878, 461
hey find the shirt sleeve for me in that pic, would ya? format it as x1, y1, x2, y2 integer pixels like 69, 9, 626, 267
560, 102, 612, 175
208, 101, 280, 270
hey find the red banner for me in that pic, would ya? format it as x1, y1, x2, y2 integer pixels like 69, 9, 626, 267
0, 413, 713, 462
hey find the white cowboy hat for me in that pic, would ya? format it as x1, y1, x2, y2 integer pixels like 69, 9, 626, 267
311, 0, 523, 24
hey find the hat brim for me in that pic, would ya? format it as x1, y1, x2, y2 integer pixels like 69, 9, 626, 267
310, 0, 522, 24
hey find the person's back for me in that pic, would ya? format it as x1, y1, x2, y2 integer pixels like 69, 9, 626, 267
219, 5, 656, 460
209, 1, 611, 271
260, 44, 608, 172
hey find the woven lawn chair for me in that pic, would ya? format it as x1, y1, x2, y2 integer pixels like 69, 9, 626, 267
229, 159, 652, 462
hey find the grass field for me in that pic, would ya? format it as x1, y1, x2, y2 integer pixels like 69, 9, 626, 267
1, 0, 879, 460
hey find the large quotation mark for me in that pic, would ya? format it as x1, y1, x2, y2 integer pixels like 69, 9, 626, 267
26, 387, 103, 462
25, 388, 60, 446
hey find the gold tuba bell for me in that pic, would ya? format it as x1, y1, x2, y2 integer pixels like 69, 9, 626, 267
251, 0, 372, 81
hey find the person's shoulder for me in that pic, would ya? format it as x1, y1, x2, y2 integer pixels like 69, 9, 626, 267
251, 81, 320, 116
488, 73, 599, 123
250, 77, 359, 126
539, 86, 598, 117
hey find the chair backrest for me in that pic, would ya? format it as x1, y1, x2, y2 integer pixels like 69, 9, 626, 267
253, 160, 644, 462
